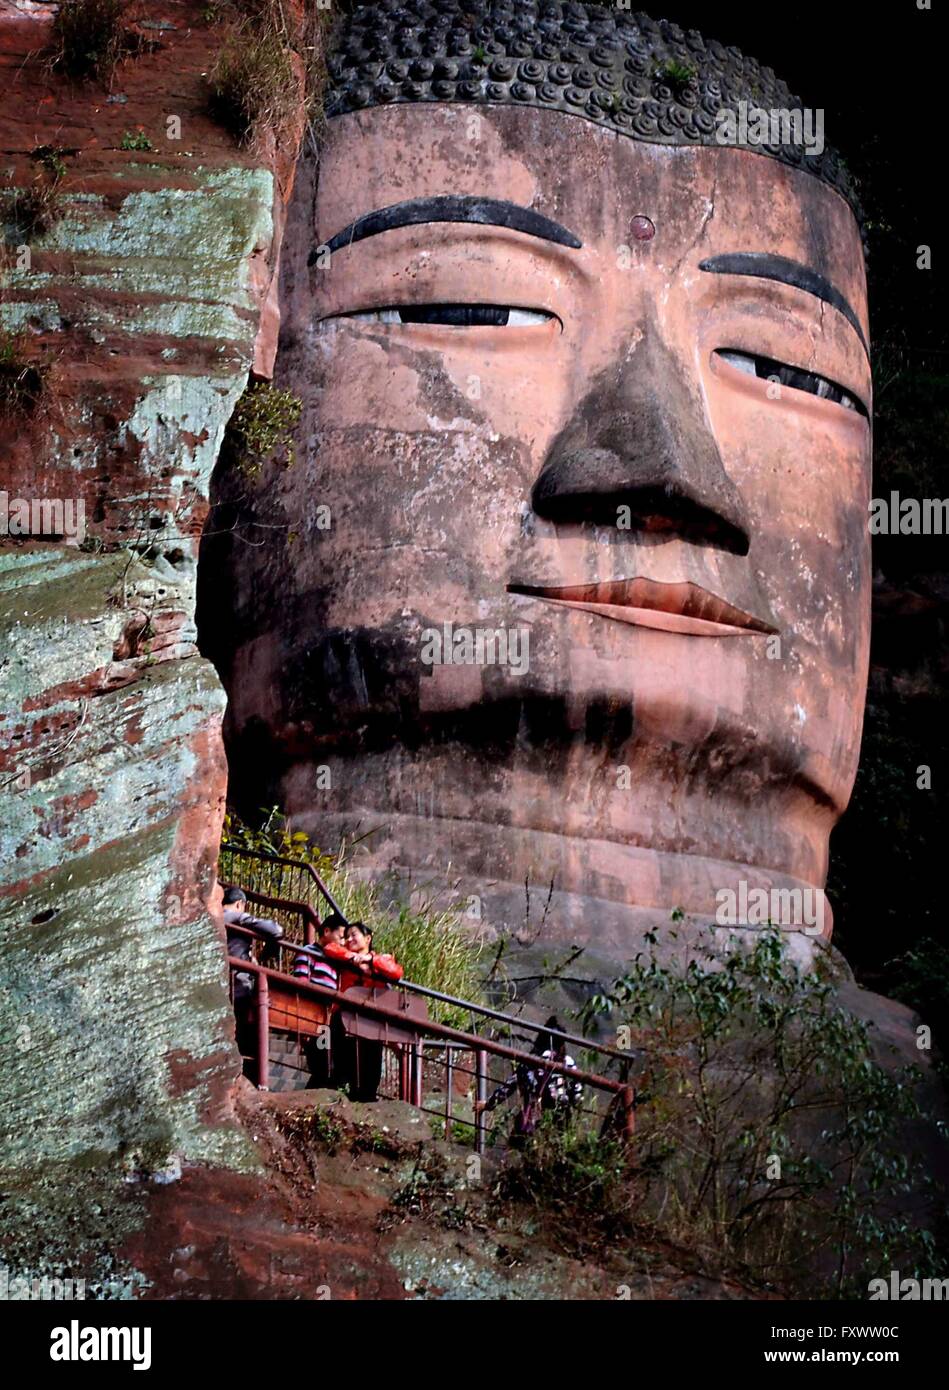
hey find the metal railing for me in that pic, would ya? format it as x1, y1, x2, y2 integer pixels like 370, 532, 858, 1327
226, 935, 635, 1152
219, 845, 640, 1150
219, 842, 345, 922
221, 874, 640, 1088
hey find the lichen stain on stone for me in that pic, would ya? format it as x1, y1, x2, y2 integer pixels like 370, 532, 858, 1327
0, 0, 301, 1278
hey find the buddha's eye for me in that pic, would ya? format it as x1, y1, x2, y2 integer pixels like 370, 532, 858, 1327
716, 349, 867, 417
341, 304, 554, 327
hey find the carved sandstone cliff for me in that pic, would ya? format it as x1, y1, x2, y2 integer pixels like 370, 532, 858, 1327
0, 0, 310, 1278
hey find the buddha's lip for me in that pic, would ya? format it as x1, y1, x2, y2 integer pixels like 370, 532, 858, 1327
506, 578, 778, 637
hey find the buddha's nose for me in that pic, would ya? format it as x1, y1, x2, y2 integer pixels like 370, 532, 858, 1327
530, 333, 751, 556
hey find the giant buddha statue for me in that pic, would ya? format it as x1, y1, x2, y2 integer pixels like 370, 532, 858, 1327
204, 1, 871, 953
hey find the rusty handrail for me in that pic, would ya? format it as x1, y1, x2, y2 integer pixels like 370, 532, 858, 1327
391, 977, 636, 1072
220, 841, 347, 919
227, 941, 636, 1148
219, 846, 638, 1076
228, 955, 630, 1098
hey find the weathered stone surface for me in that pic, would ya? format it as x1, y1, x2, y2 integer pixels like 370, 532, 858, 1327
120, 1085, 772, 1301
210, 96, 870, 957
0, 1, 307, 1275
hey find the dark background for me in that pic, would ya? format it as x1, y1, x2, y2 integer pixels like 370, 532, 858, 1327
653, 1, 948, 1015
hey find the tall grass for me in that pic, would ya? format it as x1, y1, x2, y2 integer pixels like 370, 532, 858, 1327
206, 0, 334, 147
0, 334, 49, 417
49, 0, 128, 83
221, 809, 485, 1024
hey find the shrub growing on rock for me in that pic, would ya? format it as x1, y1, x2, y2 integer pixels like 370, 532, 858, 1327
206, 0, 333, 147
223, 379, 302, 476
579, 923, 946, 1296
0, 334, 48, 417
49, 0, 129, 83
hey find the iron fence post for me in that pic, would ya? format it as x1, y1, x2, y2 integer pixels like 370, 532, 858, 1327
412, 1042, 423, 1108
444, 1047, 454, 1138
257, 971, 270, 1091
475, 1048, 487, 1154
622, 1084, 635, 1142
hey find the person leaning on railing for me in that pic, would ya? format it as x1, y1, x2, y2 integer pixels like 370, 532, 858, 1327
292, 913, 352, 1089
222, 886, 284, 1085
292, 912, 350, 989
336, 922, 404, 1103
337, 922, 404, 992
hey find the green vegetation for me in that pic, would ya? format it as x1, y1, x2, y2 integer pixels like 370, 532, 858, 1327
276, 1103, 415, 1164
120, 128, 153, 151
6, 178, 64, 243
496, 1114, 629, 1242
654, 59, 696, 91
869, 360, 949, 567
49, 0, 128, 83
206, 0, 334, 146
287, 1105, 345, 1155
429, 1107, 476, 1145
828, 695, 949, 995
224, 380, 302, 476
4, 147, 76, 242
385, 1147, 472, 1231
220, 809, 486, 1025
208, 28, 298, 147
574, 922, 945, 1296
886, 936, 949, 1042
0, 334, 48, 417
32, 145, 70, 182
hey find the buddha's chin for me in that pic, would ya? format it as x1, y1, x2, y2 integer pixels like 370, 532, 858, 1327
278, 777, 835, 954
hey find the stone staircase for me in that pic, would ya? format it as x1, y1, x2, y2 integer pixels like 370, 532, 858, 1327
267, 1033, 311, 1093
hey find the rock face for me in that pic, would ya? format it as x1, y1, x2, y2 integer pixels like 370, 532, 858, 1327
208, 92, 871, 956
0, 1, 307, 1273
0, 2, 938, 1303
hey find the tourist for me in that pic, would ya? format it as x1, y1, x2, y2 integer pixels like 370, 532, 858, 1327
292, 913, 351, 1088
479, 1017, 583, 1138
222, 886, 284, 1084
338, 922, 404, 1103
292, 911, 349, 989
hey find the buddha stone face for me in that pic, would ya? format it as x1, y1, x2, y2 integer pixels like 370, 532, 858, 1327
216, 93, 870, 951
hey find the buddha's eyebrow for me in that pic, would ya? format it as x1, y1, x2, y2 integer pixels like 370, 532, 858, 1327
312, 196, 583, 260
699, 252, 869, 360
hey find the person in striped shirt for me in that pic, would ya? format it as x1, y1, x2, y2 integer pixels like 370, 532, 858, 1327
293, 914, 351, 1089
479, 1017, 583, 1138
292, 912, 349, 991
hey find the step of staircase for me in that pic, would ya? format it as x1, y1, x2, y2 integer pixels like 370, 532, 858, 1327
267, 1032, 311, 1093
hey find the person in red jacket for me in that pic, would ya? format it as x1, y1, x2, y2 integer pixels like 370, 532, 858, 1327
338, 921, 404, 1102
338, 921, 404, 989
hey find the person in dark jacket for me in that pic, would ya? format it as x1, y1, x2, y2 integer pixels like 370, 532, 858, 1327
479, 1016, 583, 1138
222, 886, 284, 1083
